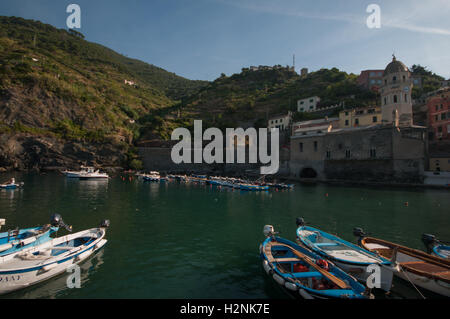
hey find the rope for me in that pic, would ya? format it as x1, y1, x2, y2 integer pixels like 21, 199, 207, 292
399, 265, 426, 299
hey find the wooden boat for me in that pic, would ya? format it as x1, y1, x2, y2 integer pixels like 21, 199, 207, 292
0, 215, 66, 257
0, 220, 109, 295
296, 220, 395, 292
422, 234, 450, 259
260, 226, 369, 299
355, 230, 450, 297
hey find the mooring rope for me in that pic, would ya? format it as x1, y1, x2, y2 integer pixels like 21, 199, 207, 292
399, 265, 426, 299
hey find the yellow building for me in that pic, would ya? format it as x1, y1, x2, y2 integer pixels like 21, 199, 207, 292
339, 106, 382, 128
429, 157, 450, 172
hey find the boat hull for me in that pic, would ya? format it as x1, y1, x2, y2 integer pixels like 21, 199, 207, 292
0, 229, 107, 295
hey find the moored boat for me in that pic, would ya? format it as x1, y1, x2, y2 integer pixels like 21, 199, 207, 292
239, 183, 269, 191
296, 219, 395, 292
0, 178, 23, 190
355, 229, 450, 297
0, 215, 63, 257
63, 167, 109, 179
0, 220, 110, 295
422, 234, 450, 259
260, 225, 370, 299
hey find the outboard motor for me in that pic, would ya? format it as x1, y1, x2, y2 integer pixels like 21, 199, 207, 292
99, 220, 110, 229
50, 214, 62, 227
50, 214, 73, 232
296, 217, 305, 227
422, 234, 437, 254
353, 227, 366, 246
263, 225, 277, 238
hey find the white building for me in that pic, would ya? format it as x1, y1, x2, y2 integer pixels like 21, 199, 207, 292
297, 96, 321, 113
268, 112, 292, 131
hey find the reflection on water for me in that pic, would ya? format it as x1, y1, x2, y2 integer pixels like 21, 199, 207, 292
3, 250, 106, 299
0, 173, 449, 299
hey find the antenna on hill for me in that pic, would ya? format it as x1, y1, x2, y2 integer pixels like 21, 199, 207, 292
293, 54, 296, 70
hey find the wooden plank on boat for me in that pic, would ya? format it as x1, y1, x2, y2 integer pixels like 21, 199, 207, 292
274, 242, 350, 289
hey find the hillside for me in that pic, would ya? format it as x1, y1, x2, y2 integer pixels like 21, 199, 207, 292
137, 67, 378, 141
0, 16, 207, 171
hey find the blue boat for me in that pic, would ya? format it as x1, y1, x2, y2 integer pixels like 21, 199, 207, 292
0, 215, 66, 257
422, 234, 450, 259
296, 219, 395, 292
260, 226, 369, 299
238, 183, 269, 191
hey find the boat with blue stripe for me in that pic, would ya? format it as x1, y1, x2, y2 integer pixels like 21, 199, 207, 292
422, 234, 450, 259
260, 226, 370, 299
238, 183, 269, 191
296, 218, 395, 292
0, 220, 109, 295
0, 216, 63, 257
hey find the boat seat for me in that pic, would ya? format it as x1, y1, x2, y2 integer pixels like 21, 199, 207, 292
292, 271, 323, 279
273, 258, 301, 263
401, 261, 448, 274
316, 243, 339, 247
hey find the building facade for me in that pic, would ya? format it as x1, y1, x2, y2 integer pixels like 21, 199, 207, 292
297, 96, 321, 112
268, 112, 292, 131
357, 70, 384, 92
339, 106, 381, 128
290, 126, 427, 183
427, 88, 450, 141
292, 117, 339, 136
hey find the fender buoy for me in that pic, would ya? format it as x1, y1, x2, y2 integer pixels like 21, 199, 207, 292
316, 259, 329, 271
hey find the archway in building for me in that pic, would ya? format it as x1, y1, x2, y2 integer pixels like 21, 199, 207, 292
300, 167, 318, 179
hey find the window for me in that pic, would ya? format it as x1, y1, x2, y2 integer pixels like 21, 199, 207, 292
300, 101, 304, 105
299, 143, 303, 152
438, 126, 443, 133
355, 119, 359, 125
310, 99, 314, 103
314, 141, 318, 152
442, 113, 447, 120
394, 95, 398, 103
345, 150, 351, 158
436, 105, 439, 111
405, 94, 407, 102
384, 97, 387, 105
403, 75, 406, 82
345, 112, 349, 116
345, 120, 349, 126
435, 115, 439, 121
326, 150, 331, 159
370, 148, 376, 158
373, 116, 378, 123
393, 76, 397, 83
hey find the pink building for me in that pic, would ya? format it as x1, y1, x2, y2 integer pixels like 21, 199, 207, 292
427, 88, 450, 141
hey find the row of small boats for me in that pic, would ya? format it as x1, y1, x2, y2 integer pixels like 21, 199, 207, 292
137, 172, 294, 191
260, 219, 450, 299
0, 215, 109, 295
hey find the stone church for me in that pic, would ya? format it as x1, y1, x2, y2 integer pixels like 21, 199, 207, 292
290, 56, 428, 184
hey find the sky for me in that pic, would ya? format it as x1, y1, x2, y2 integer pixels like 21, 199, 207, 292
1, 0, 449, 81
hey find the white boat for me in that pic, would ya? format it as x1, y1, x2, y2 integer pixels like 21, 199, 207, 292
296, 222, 395, 292
63, 167, 109, 180
0, 220, 110, 295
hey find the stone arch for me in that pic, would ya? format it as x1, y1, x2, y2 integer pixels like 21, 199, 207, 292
300, 167, 318, 178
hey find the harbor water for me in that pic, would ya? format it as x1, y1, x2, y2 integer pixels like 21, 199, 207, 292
0, 172, 449, 299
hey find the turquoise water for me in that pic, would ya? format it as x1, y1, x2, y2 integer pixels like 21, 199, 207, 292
0, 173, 449, 299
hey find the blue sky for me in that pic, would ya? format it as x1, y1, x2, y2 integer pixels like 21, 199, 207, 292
1, 0, 449, 81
